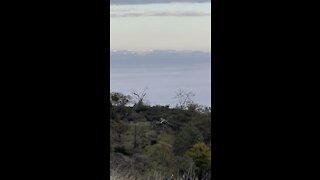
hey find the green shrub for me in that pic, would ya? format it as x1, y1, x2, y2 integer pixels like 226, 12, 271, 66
185, 143, 211, 179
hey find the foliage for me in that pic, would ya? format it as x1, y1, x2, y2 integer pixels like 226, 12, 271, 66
110, 92, 132, 107
110, 91, 211, 179
113, 121, 129, 143
185, 143, 211, 171
173, 125, 204, 155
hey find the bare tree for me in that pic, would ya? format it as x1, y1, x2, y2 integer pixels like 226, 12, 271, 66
131, 87, 148, 106
174, 89, 195, 110
131, 88, 148, 149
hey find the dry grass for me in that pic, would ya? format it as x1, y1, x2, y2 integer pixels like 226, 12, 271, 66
110, 164, 208, 180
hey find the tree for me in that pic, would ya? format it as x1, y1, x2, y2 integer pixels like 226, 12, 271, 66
131, 88, 149, 114
131, 88, 148, 106
110, 92, 132, 107
132, 122, 148, 150
174, 89, 195, 110
110, 92, 132, 120
113, 121, 129, 143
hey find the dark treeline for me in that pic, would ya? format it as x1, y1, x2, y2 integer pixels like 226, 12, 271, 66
110, 90, 211, 180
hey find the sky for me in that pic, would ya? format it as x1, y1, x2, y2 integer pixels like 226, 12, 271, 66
110, 51, 211, 106
110, 0, 211, 107
110, 1, 211, 51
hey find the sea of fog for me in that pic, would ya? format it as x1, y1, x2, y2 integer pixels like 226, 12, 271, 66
110, 50, 211, 107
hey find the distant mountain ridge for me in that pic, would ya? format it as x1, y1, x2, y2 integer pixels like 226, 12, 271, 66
110, 50, 211, 68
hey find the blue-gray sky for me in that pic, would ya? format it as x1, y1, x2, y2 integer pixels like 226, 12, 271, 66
111, 51, 211, 107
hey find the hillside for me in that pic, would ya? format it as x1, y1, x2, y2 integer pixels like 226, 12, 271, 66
110, 91, 211, 180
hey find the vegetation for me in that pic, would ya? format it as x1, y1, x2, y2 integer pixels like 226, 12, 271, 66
110, 90, 211, 180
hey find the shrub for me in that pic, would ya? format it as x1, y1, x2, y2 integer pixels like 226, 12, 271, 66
173, 125, 204, 155
185, 143, 211, 179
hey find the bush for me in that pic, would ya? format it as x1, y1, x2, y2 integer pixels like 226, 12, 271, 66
173, 125, 204, 155
185, 143, 211, 179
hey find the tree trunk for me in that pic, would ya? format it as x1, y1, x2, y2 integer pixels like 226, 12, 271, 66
133, 122, 137, 149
